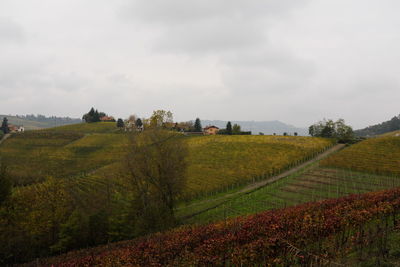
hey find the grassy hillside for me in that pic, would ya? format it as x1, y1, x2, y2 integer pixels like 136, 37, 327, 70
181, 166, 400, 225
320, 130, 400, 176
0, 123, 335, 264
0, 123, 333, 194
184, 135, 333, 197
0, 123, 127, 186
31, 187, 400, 267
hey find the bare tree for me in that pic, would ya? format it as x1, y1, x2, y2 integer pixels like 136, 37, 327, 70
124, 128, 188, 233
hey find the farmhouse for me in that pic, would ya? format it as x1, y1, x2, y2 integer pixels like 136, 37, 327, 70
203, 125, 219, 135
100, 116, 115, 122
8, 124, 24, 133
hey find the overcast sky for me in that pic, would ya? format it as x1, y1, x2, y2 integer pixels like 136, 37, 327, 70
1, 0, 399, 129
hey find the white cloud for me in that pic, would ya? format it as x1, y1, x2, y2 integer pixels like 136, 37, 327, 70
0, 0, 399, 129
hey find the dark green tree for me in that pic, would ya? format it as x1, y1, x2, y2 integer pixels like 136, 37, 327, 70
116, 118, 125, 128
0, 118, 9, 134
226, 121, 232, 135
135, 118, 143, 128
194, 118, 202, 132
82, 108, 103, 123
93, 110, 100, 122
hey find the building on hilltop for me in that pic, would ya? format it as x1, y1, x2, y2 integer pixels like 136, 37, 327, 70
8, 124, 24, 133
100, 116, 115, 122
203, 125, 219, 135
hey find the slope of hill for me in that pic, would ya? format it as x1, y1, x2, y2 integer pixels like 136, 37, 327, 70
201, 120, 308, 135
0, 114, 82, 130
320, 130, 400, 176
0, 123, 334, 264
355, 114, 400, 137
31, 187, 400, 267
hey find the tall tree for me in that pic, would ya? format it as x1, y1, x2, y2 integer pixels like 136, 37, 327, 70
135, 118, 143, 128
116, 118, 124, 128
226, 121, 232, 135
82, 108, 104, 123
232, 124, 241, 135
194, 118, 202, 132
125, 129, 187, 234
309, 119, 354, 143
149, 110, 173, 128
0, 118, 9, 134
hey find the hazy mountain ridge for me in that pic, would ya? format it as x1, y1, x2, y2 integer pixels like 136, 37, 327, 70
0, 114, 82, 130
201, 120, 308, 135
355, 114, 400, 137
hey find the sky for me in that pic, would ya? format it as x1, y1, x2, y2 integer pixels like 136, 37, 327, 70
0, 0, 399, 129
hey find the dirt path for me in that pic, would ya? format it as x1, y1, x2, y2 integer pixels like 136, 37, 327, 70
180, 143, 346, 220
0, 133, 11, 146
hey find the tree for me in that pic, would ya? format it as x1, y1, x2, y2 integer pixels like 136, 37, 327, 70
124, 129, 188, 234
116, 118, 124, 128
309, 119, 354, 143
283, 132, 288, 136
149, 110, 173, 128
294, 132, 298, 136
135, 118, 143, 128
194, 118, 202, 132
226, 121, 232, 135
232, 124, 241, 135
0, 118, 9, 134
82, 107, 103, 123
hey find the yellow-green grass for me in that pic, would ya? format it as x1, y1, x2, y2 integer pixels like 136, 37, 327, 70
0, 123, 334, 197
0, 131, 128, 186
184, 135, 333, 197
40, 122, 119, 133
321, 131, 400, 176
181, 166, 400, 225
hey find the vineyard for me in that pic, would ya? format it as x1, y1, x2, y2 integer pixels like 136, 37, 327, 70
321, 131, 400, 176
0, 123, 338, 264
0, 131, 128, 186
30, 187, 400, 266
184, 135, 334, 197
41, 122, 119, 133
0, 125, 333, 196
181, 166, 400, 225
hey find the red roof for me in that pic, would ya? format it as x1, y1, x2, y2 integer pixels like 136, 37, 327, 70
204, 126, 219, 130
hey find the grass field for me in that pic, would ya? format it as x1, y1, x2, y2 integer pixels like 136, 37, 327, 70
184, 135, 333, 197
0, 130, 128, 186
320, 130, 400, 176
180, 165, 400, 224
0, 124, 334, 196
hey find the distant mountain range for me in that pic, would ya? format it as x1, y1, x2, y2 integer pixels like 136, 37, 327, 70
201, 120, 308, 136
0, 114, 82, 130
355, 114, 400, 137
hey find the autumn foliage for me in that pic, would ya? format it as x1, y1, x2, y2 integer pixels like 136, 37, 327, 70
34, 187, 400, 266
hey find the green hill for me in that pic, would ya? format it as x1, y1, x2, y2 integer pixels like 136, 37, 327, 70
321, 130, 400, 176
355, 114, 400, 137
